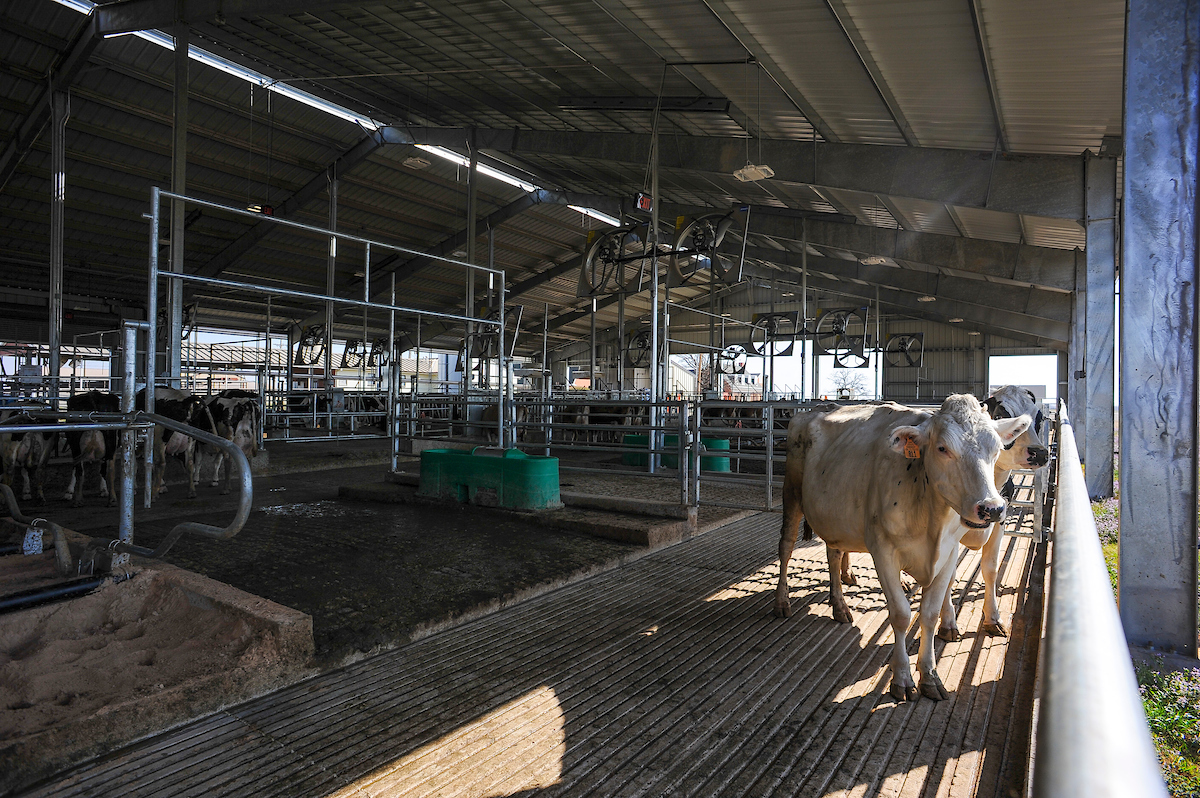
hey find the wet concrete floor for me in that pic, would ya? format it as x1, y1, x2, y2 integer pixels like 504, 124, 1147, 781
6, 459, 643, 668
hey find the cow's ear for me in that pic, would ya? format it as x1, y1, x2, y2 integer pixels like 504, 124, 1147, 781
888, 424, 925, 456
993, 414, 1031, 445
982, 396, 1001, 418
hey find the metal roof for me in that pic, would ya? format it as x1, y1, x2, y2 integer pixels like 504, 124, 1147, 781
0, 0, 1124, 353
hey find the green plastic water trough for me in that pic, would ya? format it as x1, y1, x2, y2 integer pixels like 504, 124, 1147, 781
417, 447, 561, 510
620, 434, 730, 472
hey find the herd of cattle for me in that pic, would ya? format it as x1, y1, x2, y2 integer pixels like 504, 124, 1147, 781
0, 387, 260, 508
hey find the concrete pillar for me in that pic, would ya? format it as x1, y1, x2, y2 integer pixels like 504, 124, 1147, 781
1119, 0, 1199, 657
1084, 153, 1117, 499
166, 20, 188, 387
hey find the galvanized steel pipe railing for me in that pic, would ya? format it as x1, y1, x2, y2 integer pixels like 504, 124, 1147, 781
1032, 404, 1166, 798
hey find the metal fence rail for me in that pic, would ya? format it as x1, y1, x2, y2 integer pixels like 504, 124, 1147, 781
1032, 404, 1166, 798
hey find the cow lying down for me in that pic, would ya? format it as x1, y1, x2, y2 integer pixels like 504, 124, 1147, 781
775, 395, 1030, 701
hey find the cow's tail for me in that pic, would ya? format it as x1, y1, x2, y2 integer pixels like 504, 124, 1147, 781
802, 519, 814, 541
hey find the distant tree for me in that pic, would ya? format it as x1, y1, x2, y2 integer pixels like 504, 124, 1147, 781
830, 368, 869, 398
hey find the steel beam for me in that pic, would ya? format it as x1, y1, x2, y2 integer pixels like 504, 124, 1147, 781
94, 0, 357, 35
194, 132, 384, 279
0, 16, 99, 194
1084, 154, 1117, 499
409, 127, 1085, 220
1119, 0, 1199, 658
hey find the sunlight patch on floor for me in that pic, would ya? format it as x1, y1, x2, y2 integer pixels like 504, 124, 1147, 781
327, 685, 564, 798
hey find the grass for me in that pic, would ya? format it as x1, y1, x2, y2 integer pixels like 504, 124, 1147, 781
1090, 464, 1200, 797
1136, 659, 1200, 798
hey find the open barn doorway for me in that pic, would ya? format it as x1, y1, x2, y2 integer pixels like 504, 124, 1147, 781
988, 354, 1058, 410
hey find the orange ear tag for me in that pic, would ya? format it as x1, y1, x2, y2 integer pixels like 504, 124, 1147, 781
904, 439, 921, 459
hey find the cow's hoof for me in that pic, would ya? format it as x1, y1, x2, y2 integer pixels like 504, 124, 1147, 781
890, 680, 919, 702
841, 572, 858, 587
937, 626, 961, 642
832, 605, 853, 624
773, 600, 792, 619
980, 620, 1008, 637
220, 488, 231, 496
210, 480, 220, 488
187, 491, 197, 499
920, 676, 950, 701
71, 500, 83, 509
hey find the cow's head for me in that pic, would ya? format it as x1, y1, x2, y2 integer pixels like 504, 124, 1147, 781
888, 394, 1031, 530
983, 386, 1049, 471
221, 398, 260, 459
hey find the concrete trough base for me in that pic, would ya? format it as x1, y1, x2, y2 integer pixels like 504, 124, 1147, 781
0, 537, 315, 796
345, 476, 696, 548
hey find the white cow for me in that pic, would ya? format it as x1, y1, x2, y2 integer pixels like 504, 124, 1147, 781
775, 395, 1030, 701
934, 386, 1050, 640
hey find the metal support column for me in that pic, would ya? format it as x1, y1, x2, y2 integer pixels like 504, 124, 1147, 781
1084, 152, 1117, 500
49, 91, 67, 409
801, 219, 808, 400
590, 297, 597, 389
1120, 0, 1199, 658
166, 20, 188, 388
325, 169, 337, 404
617, 292, 625, 391
1069, 248, 1087, 459
117, 323, 136, 566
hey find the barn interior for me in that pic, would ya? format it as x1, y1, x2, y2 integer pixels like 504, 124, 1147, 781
0, 1, 1190, 796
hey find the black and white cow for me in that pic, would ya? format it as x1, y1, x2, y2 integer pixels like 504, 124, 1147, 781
137, 387, 214, 500
1, 408, 56, 505
63, 390, 120, 507
201, 388, 260, 493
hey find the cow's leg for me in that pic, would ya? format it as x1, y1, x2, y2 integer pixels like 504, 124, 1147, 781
64, 465, 78, 503
211, 450, 224, 488
871, 548, 920, 701
774, 476, 804, 618
840, 551, 857, 586
916, 548, 960, 701
937, 577, 961, 642
20, 467, 32, 502
978, 522, 1007, 636
153, 433, 167, 496
106, 457, 117, 507
826, 545, 853, 623
185, 443, 198, 498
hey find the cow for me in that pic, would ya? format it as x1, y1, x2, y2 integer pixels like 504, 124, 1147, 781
774, 395, 1030, 701
62, 390, 120, 507
200, 389, 261, 494
0, 409, 56, 505
137, 387, 214, 500
479, 402, 530, 444
933, 386, 1051, 640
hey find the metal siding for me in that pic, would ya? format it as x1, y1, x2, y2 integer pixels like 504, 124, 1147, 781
979, 0, 1125, 155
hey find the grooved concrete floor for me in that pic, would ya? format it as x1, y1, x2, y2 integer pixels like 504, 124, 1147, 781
20, 510, 1044, 798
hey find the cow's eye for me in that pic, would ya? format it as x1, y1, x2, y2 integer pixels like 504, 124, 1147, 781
937, 445, 947, 453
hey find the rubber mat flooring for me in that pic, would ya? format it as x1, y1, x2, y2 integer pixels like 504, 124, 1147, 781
20, 511, 1043, 798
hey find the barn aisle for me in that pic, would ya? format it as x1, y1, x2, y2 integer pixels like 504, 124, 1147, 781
21, 511, 1043, 798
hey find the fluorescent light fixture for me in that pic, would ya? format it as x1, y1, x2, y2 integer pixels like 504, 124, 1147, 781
917, 295, 937, 302
54, 0, 611, 227
415, 145, 539, 192
948, 317, 964, 323
568, 205, 621, 227
733, 163, 774, 182
968, 330, 982, 336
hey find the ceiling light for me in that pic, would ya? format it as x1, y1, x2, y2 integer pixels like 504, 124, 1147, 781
917, 295, 936, 302
568, 205, 621, 227
948, 317, 964, 323
860, 256, 888, 266
403, 156, 432, 170
968, 330, 981, 336
733, 164, 774, 182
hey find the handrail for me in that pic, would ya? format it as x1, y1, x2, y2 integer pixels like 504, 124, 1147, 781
102, 410, 253, 559
1032, 403, 1166, 797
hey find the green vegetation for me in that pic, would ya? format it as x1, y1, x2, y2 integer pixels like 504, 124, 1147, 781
1136, 659, 1200, 798
1089, 465, 1200, 797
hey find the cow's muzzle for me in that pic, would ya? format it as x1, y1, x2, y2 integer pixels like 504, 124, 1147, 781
1027, 446, 1049, 468
966, 499, 1006, 528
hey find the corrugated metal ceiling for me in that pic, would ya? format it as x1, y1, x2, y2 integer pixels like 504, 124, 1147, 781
0, 0, 1123, 352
